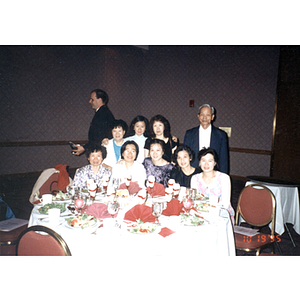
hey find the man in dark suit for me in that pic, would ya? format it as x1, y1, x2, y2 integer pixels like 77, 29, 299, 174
183, 104, 229, 174
72, 89, 115, 155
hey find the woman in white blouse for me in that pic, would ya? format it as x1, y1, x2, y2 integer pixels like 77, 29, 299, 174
110, 140, 146, 188
190, 147, 234, 222
123, 115, 149, 164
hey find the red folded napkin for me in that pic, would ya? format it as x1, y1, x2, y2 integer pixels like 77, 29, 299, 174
86, 203, 111, 219
54, 164, 70, 191
158, 227, 175, 238
119, 182, 142, 195
124, 204, 155, 223
146, 182, 165, 197
162, 199, 184, 216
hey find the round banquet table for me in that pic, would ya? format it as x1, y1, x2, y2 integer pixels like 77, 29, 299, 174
28, 198, 236, 257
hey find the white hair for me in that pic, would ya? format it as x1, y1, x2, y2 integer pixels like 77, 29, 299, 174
198, 104, 215, 115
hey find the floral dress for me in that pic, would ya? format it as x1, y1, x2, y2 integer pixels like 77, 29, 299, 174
190, 171, 235, 223
73, 164, 111, 188
143, 157, 174, 187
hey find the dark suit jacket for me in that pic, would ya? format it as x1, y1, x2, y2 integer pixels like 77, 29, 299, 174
84, 105, 115, 150
183, 125, 229, 174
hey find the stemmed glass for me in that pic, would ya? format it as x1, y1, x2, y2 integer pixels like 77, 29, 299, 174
152, 202, 162, 225
112, 178, 120, 194
182, 196, 193, 215
125, 175, 132, 189
107, 199, 120, 218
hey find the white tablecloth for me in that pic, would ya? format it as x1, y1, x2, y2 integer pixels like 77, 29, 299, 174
28, 201, 236, 257
245, 181, 300, 235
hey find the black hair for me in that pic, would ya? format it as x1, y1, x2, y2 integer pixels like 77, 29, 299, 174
90, 89, 109, 105
148, 115, 172, 139
197, 147, 219, 171
126, 115, 149, 137
111, 119, 128, 134
149, 138, 165, 153
85, 144, 107, 160
172, 144, 195, 167
120, 140, 139, 161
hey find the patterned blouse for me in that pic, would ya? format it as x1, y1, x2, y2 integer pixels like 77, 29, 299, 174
190, 171, 235, 223
73, 164, 112, 188
143, 157, 175, 187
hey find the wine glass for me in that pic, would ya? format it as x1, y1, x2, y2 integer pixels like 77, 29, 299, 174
152, 202, 162, 225
112, 178, 120, 193
107, 199, 120, 218
125, 175, 132, 189
182, 196, 193, 215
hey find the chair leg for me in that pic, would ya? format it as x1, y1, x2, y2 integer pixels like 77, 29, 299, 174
275, 240, 283, 254
285, 223, 296, 247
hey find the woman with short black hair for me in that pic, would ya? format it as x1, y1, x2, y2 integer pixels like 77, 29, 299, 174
170, 145, 201, 187
73, 144, 111, 188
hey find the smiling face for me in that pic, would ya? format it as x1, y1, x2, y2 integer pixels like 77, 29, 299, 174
197, 106, 215, 129
199, 153, 216, 173
88, 151, 103, 167
112, 126, 125, 143
122, 144, 137, 163
133, 121, 146, 136
150, 143, 164, 162
177, 150, 192, 169
153, 121, 164, 137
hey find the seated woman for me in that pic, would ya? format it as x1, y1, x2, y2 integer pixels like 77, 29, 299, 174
102, 119, 128, 171
190, 147, 235, 222
110, 140, 146, 188
143, 138, 175, 187
144, 114, 178, 163
73, 144, 111, 188
123, 115, 149, 164
170, 145, 201, 188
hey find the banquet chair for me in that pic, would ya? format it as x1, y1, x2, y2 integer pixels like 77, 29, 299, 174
15, 225, 72, 256
234, 184, 276, 256
29, 166, 73, 203
39, 172, 60, 196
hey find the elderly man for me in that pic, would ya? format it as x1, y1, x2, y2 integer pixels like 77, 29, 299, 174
183, 104, 229, 174
72, 89, 115, 156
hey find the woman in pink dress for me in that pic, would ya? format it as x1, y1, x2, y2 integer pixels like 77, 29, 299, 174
190, 147, 235, 223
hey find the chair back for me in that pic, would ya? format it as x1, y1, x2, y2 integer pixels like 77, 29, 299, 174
16, 225, 71, 256
39, 173, 59, 196
235, 184, 276, 230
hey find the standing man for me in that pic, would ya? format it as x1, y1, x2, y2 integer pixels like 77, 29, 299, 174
183, 104, 229, 174
72, 89, 115, 156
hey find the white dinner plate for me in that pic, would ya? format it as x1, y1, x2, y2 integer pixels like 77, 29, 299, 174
33, 205, 70, 217
40, 217, 65, 225
64, 219, 100, 233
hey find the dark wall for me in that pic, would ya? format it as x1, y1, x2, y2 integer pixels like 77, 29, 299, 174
0, 46, 280, 177
271, 46, 300, 182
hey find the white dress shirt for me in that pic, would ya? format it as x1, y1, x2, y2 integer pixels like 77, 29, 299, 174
199, 124, 212, 150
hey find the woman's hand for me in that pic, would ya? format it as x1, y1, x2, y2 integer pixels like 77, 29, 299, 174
117, 159, 125, 165
102, 138, 109, 146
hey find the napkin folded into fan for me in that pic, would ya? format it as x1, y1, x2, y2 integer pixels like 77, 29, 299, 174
146, 182, 165, 197
162, 199, 184, 216
124, 204, 155, 223
119, 182, 142, 195
86, 203, 112, 219
158, 227, 175, 238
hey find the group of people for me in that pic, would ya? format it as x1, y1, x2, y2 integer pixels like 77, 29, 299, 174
71, 89, 234, 220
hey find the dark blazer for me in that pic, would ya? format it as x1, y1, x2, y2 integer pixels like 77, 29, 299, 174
183, 125, 229, 174
84, 105, 115, 150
